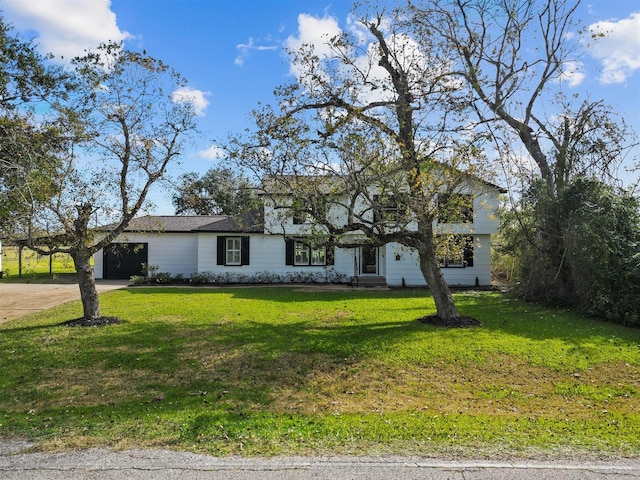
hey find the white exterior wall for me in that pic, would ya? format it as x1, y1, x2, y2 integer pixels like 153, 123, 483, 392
93, 184, 500, 285
196, 233, 355, 282
383, 235, 493, 287
93, 232, 198, 279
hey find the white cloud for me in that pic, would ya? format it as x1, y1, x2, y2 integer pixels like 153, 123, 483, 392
235, 37, 278, 66
558, 60, 586, 87
588, 12, 640, 84
286, 13, 454, 107
171, 87, 211, 116
198, 145, 226, 160
2, 0, 131, 60
285, 13, 343, 78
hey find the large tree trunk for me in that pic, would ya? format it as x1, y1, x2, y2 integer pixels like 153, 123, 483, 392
418, 237, 459, 319
73, 251, 100, 321
416, 227, 481, 327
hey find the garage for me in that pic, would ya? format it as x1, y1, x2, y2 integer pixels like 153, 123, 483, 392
103, 243, 148, 280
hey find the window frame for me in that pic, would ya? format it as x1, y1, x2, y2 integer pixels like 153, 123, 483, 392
438, 235, 474, 268
225, 237, 242, 266
217, 236, 250, 266
286, 238, 332, 267
437, 193, 474, 224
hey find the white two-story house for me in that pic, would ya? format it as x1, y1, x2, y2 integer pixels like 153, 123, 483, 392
93, 176, 504, 287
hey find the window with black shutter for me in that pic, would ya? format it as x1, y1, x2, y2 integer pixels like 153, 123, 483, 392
285, 238, 334, 266
217, 236, 250, 266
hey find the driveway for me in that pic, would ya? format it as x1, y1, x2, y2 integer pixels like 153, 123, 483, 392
0, 280, 128, 323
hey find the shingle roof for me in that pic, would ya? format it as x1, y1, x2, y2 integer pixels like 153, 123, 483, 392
103, 211, 264, 234
196, 210, 263, 233
115, 216, 226, 232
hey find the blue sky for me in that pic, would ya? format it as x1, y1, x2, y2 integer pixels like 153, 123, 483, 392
3, 0, 639, 214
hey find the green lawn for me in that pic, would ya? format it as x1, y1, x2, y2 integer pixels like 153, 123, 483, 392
1, 246, 76, 279
1, 286, 639, 458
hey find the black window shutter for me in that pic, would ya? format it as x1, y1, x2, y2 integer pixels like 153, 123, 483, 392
285, 239, 294, 265
217, 236, 226, 265
241, 236, 250, 265
464, 236, 474, 267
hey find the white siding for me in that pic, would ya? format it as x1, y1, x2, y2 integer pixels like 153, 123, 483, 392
384, 235, 493, 287
196, 233, 354, 282
94, 232, 198, 279
93, 180, 500, 285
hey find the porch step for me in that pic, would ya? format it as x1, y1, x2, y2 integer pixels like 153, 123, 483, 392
350, 275, 387, 287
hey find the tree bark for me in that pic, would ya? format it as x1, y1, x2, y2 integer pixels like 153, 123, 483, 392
417, 226, 460, 321
73, 251, 100, 321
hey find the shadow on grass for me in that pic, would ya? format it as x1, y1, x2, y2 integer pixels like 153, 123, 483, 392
120, 285, 640, 345
2, 285, 640, 453
0, 310, 424, 448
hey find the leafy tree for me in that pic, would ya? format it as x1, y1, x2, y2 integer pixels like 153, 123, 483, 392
229, 8, 497, 326
501, 178, 640, 325
19, 43, 197, 325
411, 0, 637, 306
172, 166, 259, 216
0, 18, 72, 236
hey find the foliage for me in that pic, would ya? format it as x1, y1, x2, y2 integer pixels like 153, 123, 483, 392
139, 268, 347, 285
172, 166, 260, 216
228, 5, 495, 324
1, 288, 639, 456
6, 41, 198, 322
500, 177, 640, 325
411, 0, 637, 306
0, 19, 72, 236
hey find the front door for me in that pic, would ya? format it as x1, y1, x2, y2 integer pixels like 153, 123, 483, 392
360, 246, 378, 275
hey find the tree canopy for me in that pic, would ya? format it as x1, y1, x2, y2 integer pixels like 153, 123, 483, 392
2, 36, 198, 324
409, 0, 638, 313
172, 167, 260, 216
229, 8, 496, 326
0, 18, 72, 236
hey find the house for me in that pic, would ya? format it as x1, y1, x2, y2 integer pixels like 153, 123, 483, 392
93, 179, 503, 287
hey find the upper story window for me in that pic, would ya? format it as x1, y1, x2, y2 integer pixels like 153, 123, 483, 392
292, 212, 312, 225
438, 193, 473, 223
373, 195, 408, 223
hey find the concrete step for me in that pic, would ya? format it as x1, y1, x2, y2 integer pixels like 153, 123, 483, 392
350, 275, 387, 287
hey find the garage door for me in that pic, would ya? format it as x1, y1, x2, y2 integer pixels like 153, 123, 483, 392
103, 243, 148, 280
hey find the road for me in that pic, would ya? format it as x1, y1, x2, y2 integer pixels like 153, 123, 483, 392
1, 442, 639, 479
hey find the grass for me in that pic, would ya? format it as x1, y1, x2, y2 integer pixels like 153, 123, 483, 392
1, 246, 76, 280
1, 286, 639, 458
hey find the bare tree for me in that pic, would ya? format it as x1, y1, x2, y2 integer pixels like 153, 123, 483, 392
411, 0, 633, 193
21, 43, 197, 325
408, 0, 638, 303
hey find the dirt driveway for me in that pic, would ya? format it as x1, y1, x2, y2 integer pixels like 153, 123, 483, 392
0, 280, 128, 324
